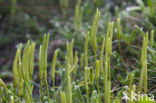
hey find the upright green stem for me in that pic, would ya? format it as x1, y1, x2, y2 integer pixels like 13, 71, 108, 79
66, 42, 72, 103
95, 60, 101, 103
51, 49, 58, 102
89, 67, 94, 92
94, 50, 97, 64
108, 57, 111, 82
150, 30, 154, 46
45, 80, 50, 102
84, 67, 89, 103
40, 81, 43, 102
84, 33, 89, 67
97, 79, 101, 103
117, 18, 122, 55
139, 32, 148, 93
53, 77, 56, 102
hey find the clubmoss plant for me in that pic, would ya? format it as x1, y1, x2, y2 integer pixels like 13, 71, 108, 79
67, 39, 74, 65
10, 96, 14, 103
108, 22, 114, 81
89, 67, 94, 92
100, 37, 105, 76
51, 49, 59, 101
84, 32, 91, 102
65, 40, 78, 103
12, 40, 36, 102
39, 45, 43, 100
42, 34, 50, 82
29, 42, 36, 80
1, 8, 156, 103
67, 41, 79, 77
43, 34, 50, 102
95, 60, 101, 102
60, 91, 67, 103
95, 60, 100, 80
128, 73, 134, 103
68, 76, 72, 103
104, 61, 110, 103
38, 34, 50, 102
73, 51, 78, 79
74, 84, 85, 102
13, 44, 22, 90
23, 42, 36, 102
66, 40, 75, 103
22, 41, 30, 81
26, 42, 36, 102
90, 8, 100, 61
13, 44, 23, 97
103, 21, 114, 103
84, 67, 90, 103
80, 53, 84, 69
74, 0, 83, 31
117, 18, 122, 55
91, 90, 98, 103
139, 32, 148, 94
150, 30, 154, 46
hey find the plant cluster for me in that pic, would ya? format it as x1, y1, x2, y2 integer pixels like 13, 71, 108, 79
0, 8, 155, 103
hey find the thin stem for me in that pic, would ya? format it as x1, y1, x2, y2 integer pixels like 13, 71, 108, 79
53, 77, 56, 102
108, 57, 111, 82
97, 78, 101, 103
45, 80, 50, 102
40, 81, 43, 102
94, 50, 97, 64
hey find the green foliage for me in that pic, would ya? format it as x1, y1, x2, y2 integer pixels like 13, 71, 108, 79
136, 0, 145, 10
